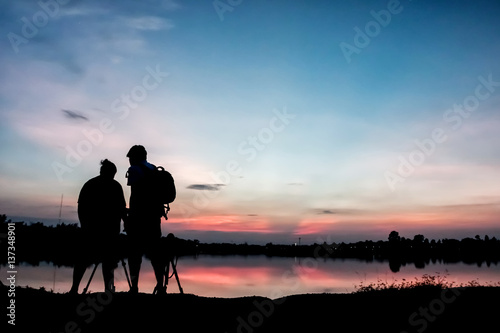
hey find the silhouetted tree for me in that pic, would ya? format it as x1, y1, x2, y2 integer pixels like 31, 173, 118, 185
388, 231, 400, 244
413, 234, 425, 244
2, 214, 500, 270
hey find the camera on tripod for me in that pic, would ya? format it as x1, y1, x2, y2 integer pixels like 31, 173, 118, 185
83, 232, 184, 295
157, 232, 183, 295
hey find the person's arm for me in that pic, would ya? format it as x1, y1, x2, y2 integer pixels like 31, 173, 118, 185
116, 182, 129, 231
126, 165, 142, 186
77, 183, 90, 230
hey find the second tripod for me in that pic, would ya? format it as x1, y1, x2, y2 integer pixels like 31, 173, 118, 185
82, 258, 132, 294
164, 255, 183, 294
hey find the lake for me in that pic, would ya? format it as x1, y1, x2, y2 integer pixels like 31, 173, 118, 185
8, 255, 500, 298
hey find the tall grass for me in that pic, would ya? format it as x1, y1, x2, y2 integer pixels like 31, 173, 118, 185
354, 272, 500, 293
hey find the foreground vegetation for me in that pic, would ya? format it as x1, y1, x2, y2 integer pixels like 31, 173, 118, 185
354, 273, 500, 293
3, 281, 499, 333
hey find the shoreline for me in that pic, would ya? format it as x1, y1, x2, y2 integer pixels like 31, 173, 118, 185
3, 220, 500, 270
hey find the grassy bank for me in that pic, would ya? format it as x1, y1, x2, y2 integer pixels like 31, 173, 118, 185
3, 281, 499, 333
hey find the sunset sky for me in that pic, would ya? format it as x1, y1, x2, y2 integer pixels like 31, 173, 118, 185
1, 0, 499, 244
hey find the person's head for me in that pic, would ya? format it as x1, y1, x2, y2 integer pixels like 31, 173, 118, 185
126, 145, 147, 165
100, 159, 117, 179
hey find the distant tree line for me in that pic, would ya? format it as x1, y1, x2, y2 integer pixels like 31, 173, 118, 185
1, 215, 499, 272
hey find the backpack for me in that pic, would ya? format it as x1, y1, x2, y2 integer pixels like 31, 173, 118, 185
133, 164, 176, 219
155, 166, 176, 205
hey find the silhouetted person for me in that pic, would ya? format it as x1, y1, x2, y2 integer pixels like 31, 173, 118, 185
69, 159, 127, 294
125, 145, 166, 294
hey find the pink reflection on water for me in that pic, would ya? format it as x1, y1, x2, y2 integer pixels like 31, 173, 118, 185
6, 256, 500, 297
180, 266, 280, 298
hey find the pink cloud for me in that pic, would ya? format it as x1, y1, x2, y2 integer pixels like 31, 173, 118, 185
164, 214, 276, 233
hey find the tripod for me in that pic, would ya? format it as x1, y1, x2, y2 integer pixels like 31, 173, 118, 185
82, 259, 132, 294
163, 255, 183, 294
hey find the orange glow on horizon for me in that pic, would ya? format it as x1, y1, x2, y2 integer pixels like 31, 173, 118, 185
293, 204, 500, 237
160, 201, 500, 239
164, 214, 277, 233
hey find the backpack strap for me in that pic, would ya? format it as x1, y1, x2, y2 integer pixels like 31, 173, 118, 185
163, 203, 170, 220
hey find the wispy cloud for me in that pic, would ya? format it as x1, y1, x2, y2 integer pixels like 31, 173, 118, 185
126, 16, 174, 31
61, 109, 89, 122
187, 184, 226, 191
315, 208, 369, 215
59, 6, 109, 17
160, 0, 181, 11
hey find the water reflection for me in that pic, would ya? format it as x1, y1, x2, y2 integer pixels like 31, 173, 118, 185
6, 255, 500, 298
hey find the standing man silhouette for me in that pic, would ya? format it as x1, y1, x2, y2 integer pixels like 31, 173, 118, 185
125, 145, 166, 294
69, 159, 127, 294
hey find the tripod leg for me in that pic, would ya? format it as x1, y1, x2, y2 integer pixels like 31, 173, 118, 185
171, 259, 183, 294
83, 262, 99, 295
164, 260, 171, 291
121, 259, 132, 290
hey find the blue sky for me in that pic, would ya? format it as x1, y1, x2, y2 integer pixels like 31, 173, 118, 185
1, 0, 499, 244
